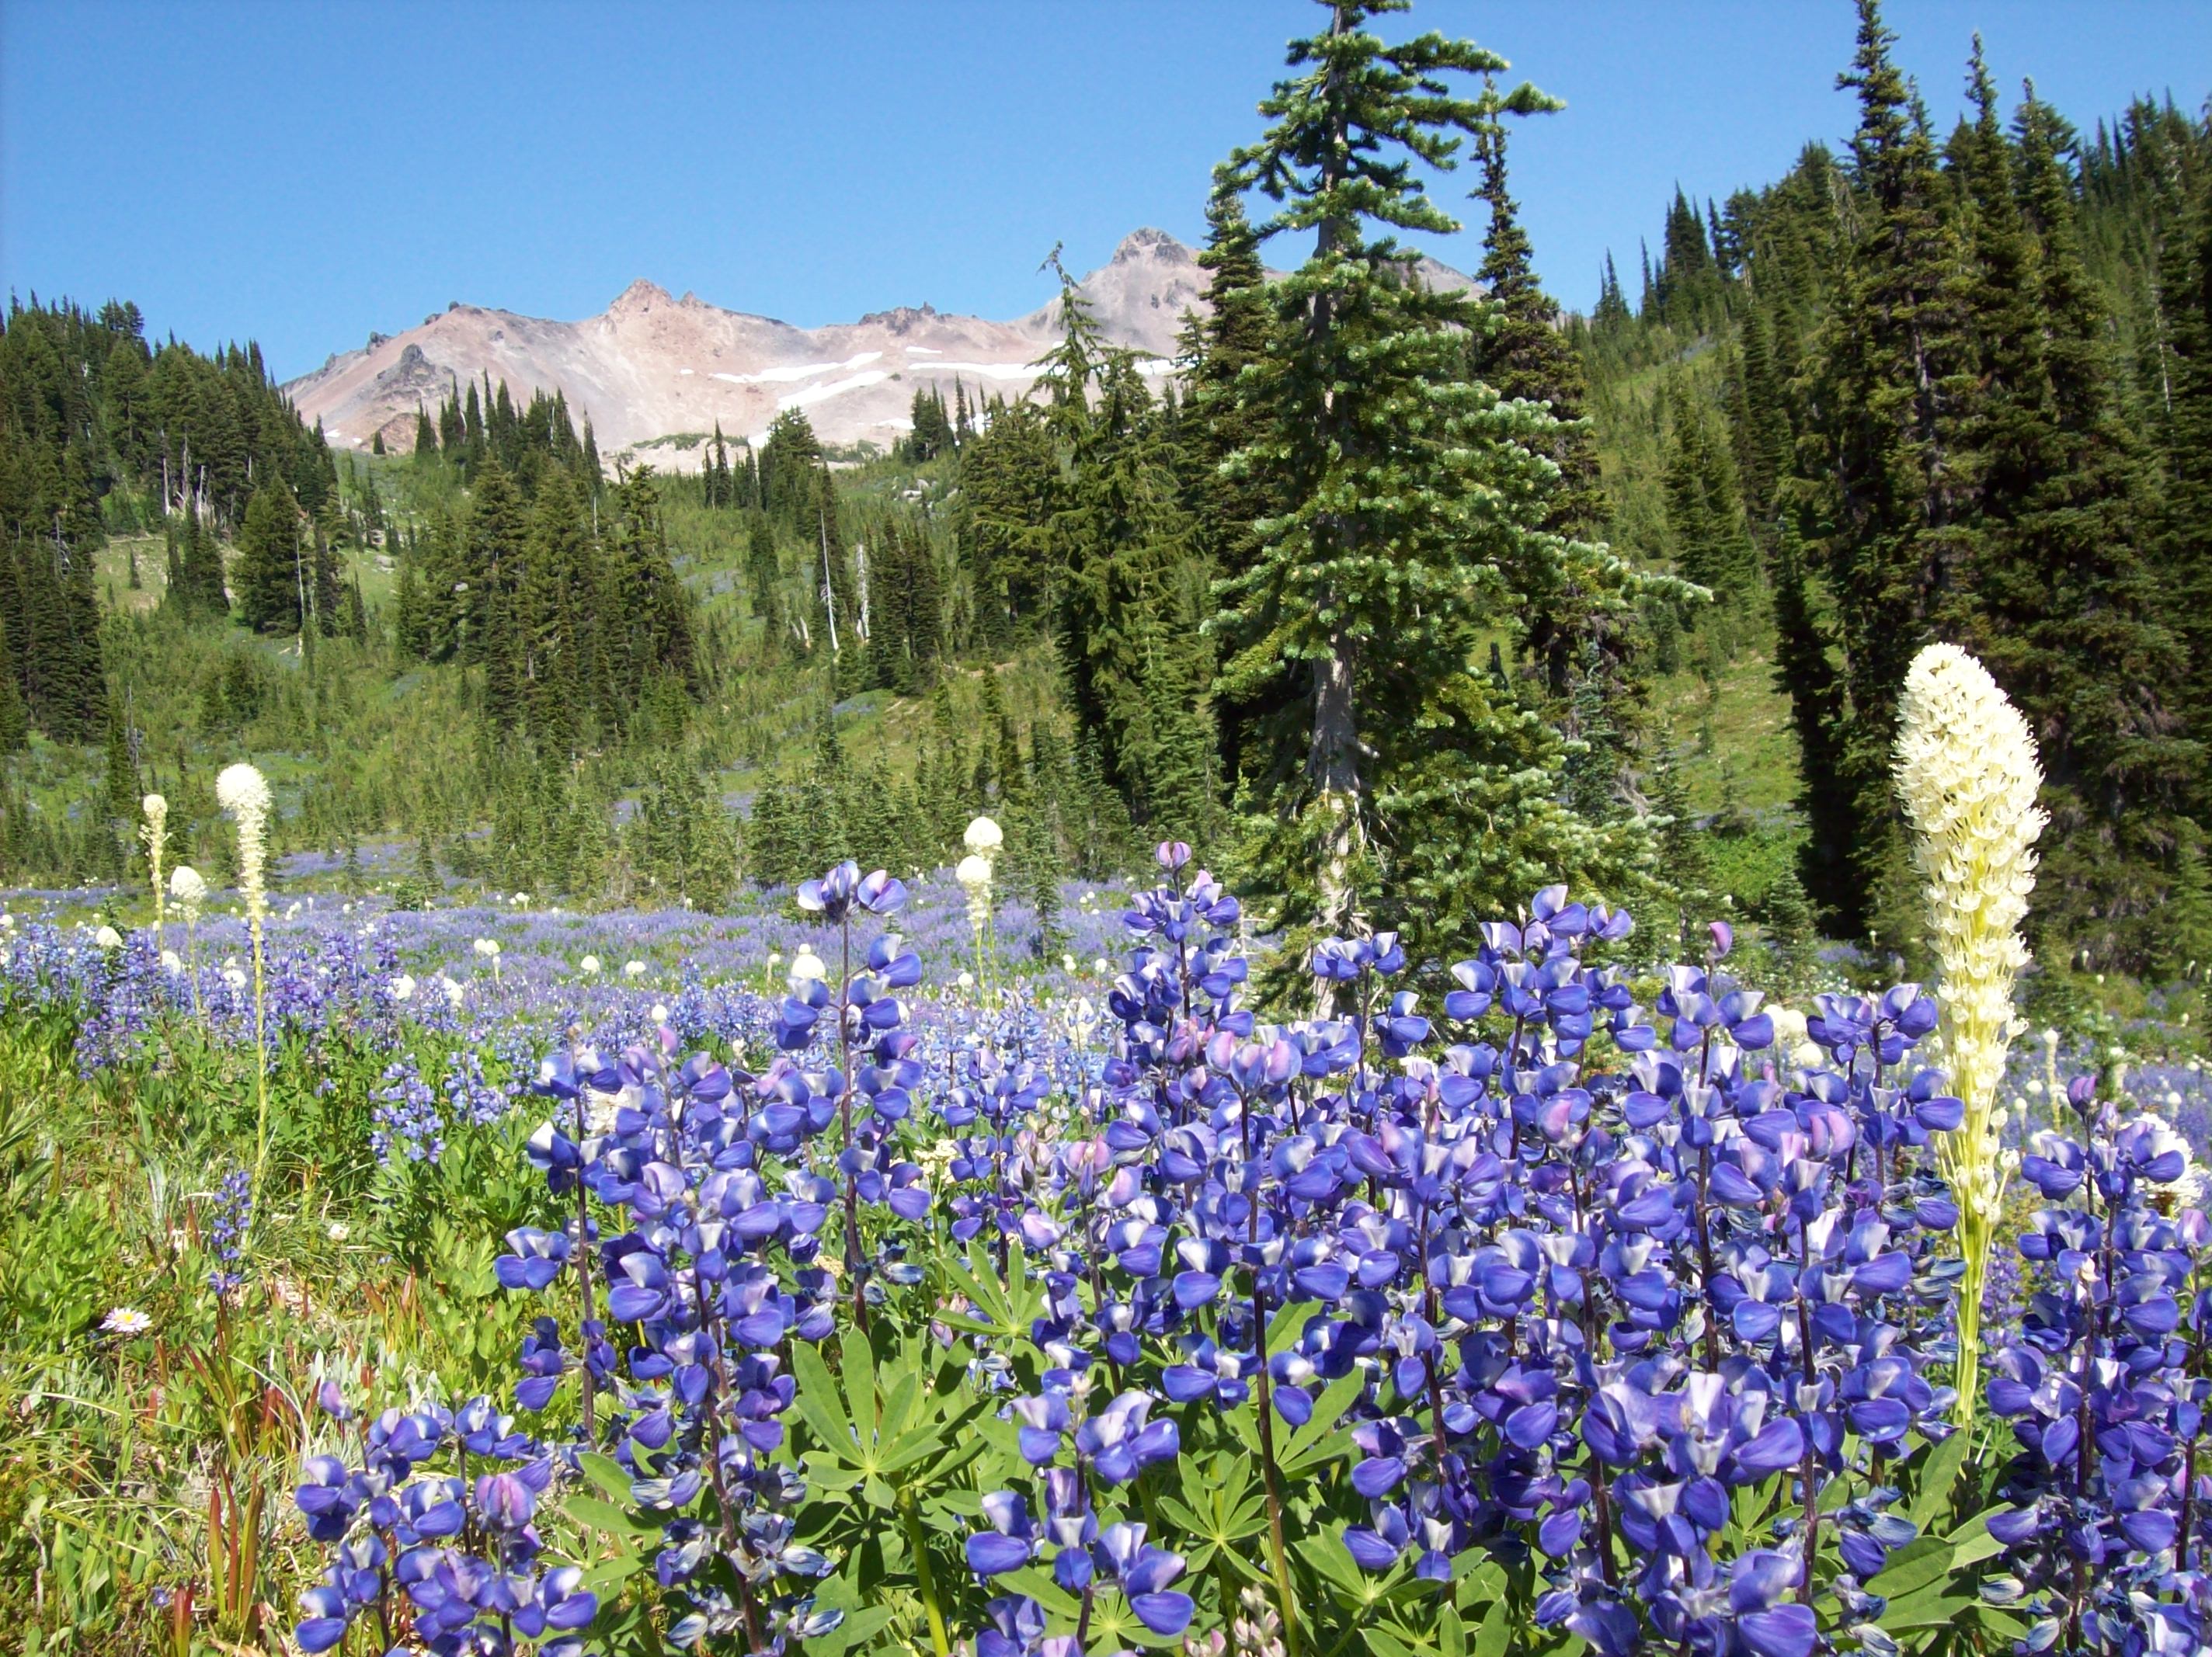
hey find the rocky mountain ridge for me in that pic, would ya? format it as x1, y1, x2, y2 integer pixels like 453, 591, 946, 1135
285, 228, 1473, 466
286, 229, 1212, 465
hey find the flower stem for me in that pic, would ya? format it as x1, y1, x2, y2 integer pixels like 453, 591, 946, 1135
899, 1489, 951, 1657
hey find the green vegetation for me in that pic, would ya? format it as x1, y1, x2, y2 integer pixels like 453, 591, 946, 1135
5, 0, 2210, 993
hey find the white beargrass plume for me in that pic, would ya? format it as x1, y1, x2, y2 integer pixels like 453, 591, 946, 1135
957, 851, 996, 990
1893, 643, 2046, 1429
963, 815, 1003, 857
217, 762, 276, 1200
171, 863, 207, 1015
140, 794, 169, 942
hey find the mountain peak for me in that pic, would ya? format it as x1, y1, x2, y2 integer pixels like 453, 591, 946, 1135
286, 235, 1471, 461
1112, 227, 1188, 264
610, 278, 673, 314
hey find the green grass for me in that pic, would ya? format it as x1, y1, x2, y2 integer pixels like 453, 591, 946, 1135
1651, 644, 1802, 822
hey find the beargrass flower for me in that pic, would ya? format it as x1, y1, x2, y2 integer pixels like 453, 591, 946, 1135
958, 853, 996, 985
217, 762, 276, 1196
1894, 642, 2046, 1425
141, 794, 168, 938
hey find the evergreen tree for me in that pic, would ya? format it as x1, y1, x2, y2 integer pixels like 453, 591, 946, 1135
311, 523, 343, 637
1940, 67, 2196, 967
905, 387, 954, 461
2165, 149, 2212, 798
0, 613, 26, 755
234, 478, 303, 634
1661, 387, 1760, 648
957, 399, 1057, 637
1184, 189, 1289, 800
1789, 0, 1971, 934
1469, 85, 1652, 773
520, 470, 589, 752
1215, 1, 1657, 981
466, 460, 526, 721
1651, 740, 1709, 953
1758, 863, 1824, 998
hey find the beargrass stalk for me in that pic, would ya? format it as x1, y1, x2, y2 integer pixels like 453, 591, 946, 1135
170, 863, 207, 1017
141, 794, 168, 946
1893, 644, 2046, 1429
217, 764, 274, 1201
962, 815, 1001, 985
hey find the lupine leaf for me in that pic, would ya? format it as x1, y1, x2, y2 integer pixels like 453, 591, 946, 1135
576, 1451, 633, 1503
1907, 1429, 1971, 1530
564, 1493, 657, 1539
1472, 1598, 1510, 1657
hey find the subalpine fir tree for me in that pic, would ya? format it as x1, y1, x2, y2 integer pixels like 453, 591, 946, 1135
343, 575, 367, 644
1181, 190, 1285, 794
1215, 0, 1657, 985
0, 615, 26, 756
311, 524, 343, 637
465, 459, 525, 714
2163, 155, 2212, 793
1661, 387, 1761, 651
520, 470, 589, 752
234, 479, 303, 634
1759, 863, 1824, 999
1592, 252, 1633, 331
1044, 262, 1219, 842
1470, 98, 1604, 544
1730, 300, 1793, 520
183, 507, 228, 617
906, 387, 954, 462
1941, 68, 2196, 968
1469, 89, 1658, 774
957, 398, 1057, 640
1789, 0, 1970, 936
745, 780, 798, 886
744, 512, 783, 645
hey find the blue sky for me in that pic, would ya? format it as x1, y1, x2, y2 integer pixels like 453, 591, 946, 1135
5, 2, 2207, 381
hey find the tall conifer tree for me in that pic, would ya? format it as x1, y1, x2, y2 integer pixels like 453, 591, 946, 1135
1216, 0, 1656, 981
1789, 0, 1970, 934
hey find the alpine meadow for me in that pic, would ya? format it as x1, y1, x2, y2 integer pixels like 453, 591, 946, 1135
9, 2, 2212, 1653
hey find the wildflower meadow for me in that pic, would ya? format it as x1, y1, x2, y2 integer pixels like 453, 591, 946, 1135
6, 3, 2212, 1655
2, 642, 2208, 1657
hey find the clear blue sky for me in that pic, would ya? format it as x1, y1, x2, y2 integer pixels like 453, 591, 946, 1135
5, 2, 2207, 382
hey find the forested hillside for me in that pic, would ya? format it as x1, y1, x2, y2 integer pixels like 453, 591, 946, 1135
4, 0, 2210, 993
1574, 15, 2212, 978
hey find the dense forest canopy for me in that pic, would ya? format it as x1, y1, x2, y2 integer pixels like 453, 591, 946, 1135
3, 0, 2210, 993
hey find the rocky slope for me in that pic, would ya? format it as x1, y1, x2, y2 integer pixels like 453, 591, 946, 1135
287, 229, 1209, 465
287, 229, 1476, 467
